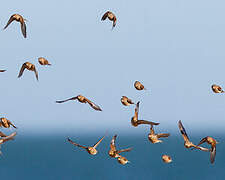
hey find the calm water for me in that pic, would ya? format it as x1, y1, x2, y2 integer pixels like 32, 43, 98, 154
0, 134, 224, 180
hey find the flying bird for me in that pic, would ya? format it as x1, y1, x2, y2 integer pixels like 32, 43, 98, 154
3, 14, 27, 38
134, 81, 146, 90
0, 118, 17, 129
162, 155, 172, 163
101, 11, 117, 29
131, 101, 159, 127
56, 95, 102, 111
67, 135, 105, 155
108, 135, 132, 158
38, 57, 51, 66
178, 120, 209, 151
0, 70, 6, 72
120, 96, 134, 106
148, 125, 170, 144
0, 132, 17, 145
211, 84, 224, 93
18, 62, 38, 81
196, 136, 218, 164
117, 155, 130, 165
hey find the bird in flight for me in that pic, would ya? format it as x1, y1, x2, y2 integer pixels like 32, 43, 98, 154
0, 118, 17, 129
120, 96, 135, 106
3, 14, 27, 38
38, 57, 51, 66
148, 125, 170, 144
18, 62, 38, 81
134, 81, 146, 90
211, 84, 224, 93
131, 101, 159, 127
162, 155, 172, 163
101, 11, 117, 29
56, 95, 102, 111
108, 135, 132, 158
196, 136, 218, 164
67, 135, 105, 155
178, 120, 209, 151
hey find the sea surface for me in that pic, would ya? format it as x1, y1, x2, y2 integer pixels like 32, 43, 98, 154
0, 134, 224, 180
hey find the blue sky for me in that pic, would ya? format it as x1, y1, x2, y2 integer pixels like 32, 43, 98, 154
0, 0, 225, 135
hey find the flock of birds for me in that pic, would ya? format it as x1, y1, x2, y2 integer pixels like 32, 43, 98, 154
0, 12, 221, 165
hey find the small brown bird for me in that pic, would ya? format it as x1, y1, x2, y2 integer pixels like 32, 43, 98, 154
148, 125, 170, 144
211, 84, 224, 93
117, 155, 130, 165
56, 95, 102, 111
0, 132, 17, 145
108, 135, 132, 158
18, 62, 38, 81
4, 14, 27, 38
134, 81, 146, 90
67, 135, 105, 155
178, 120, 209, 151
38, 57, 51, 66
162, 155, 172, 163
0, 70, 6, 72
196, 136, 218, 164
131, 101, 159, 127
101, 11, 117, 29
0, 118, 17, 129
121, 96, 134, 106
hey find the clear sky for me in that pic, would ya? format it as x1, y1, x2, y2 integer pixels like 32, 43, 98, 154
0, 0, 225, 136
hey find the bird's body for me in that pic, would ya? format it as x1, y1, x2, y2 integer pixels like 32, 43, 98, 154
117, 155, 129, 165
38, 57, 51, 66
0, 118, 17, 129
18, 62, 38, 81
134, 81, 146, 90
4, 14, 27, 38
178, 120, 209, 151
56, 95, 102, 111
211, 84, 224, 93
108, 135, 132, 158
148, 126, 170, 144
67, 135, 105, 155
121, 96, 134, 106
197, 136, 218, 164
131, 101, 159, 127
101, 11, 117, 29
162, 155, 172, 163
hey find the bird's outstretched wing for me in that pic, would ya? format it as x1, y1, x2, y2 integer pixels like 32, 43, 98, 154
0, 132, 17, 144
0, 70, 6, 72
33, 66, 38, 81
112, 17, 117, 29
197, 137, 207, 146
67, 138, 87, 149
178, 120, 190, 142
9, 120, 17, 129
110, 135, 117, 151
56, 96, 78, 103
101, 11, 109, 21
85, 98, 102, 111
157, 133, 170, 138
210, 146, 216, 164
3, 15, 15, 29
137, 120, 160, 126
0, 131, 7, 137
20, 21, 26, 38
93, 135, 105, 148
18, 63, 27, 78
117, 148, 132, 154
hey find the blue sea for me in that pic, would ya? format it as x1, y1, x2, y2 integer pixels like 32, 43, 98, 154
0, 133, 224, 180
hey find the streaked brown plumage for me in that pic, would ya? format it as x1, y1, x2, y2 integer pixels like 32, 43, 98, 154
108, 135, 132, 158
0, 132, 17, 145
0, 70, 6, 72
148, 125, 170, 144
162, 155, 172, 163
4, 14, 27, 38
178, 120, 209, 151
131, 101, 159, 127
56, 95, 102, 111
121, 96, 134, 106
0, 118, 17, 129
134, 81, 146, 90
117, 155, 130, 165
101, 11, 117, 29
38, 57, 51, 66
18, 62, 38, 81
211, 84, 224, 93
196, 136, 218, 164
67, 135, 105, 155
